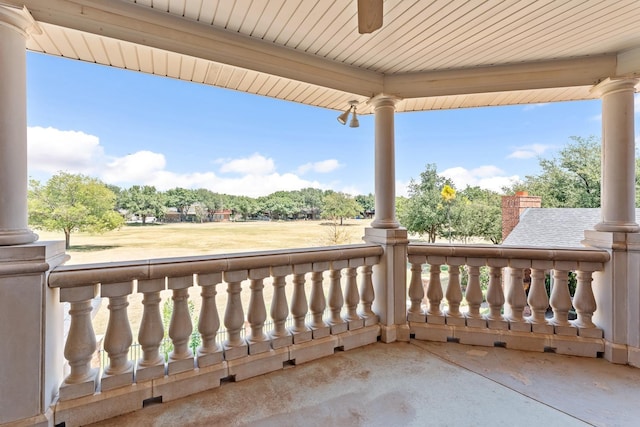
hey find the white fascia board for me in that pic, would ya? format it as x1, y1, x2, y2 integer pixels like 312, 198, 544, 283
384, 55, 617, 99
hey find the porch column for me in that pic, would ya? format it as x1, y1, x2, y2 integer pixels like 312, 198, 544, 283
584, 77, 640, 366
593, 78, 639, 233
364, 95, 409, 343
370, 95, 400, 229
0, 7, 65, 427
0, 5, 38, 246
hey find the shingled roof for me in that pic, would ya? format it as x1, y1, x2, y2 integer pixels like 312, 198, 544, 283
502, 208, 601, 248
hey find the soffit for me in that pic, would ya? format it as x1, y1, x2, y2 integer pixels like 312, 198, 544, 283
11, 0, 640, 113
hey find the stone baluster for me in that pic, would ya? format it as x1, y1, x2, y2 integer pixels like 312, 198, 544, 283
196, 273, 224, 367
269, 266, 292, 349
309, 262, 330, 338
407, 255, 426, 322
359, 256, 379, 326
290, 264, 313, 343
504, 261, 531, 332
549, 262, 578, 336
572, 263, 603, 338
246, 268, 271, 354
524, 266, 552, 336
485, 259, 508, 330
101, 281, 134, 391
425, 256, 445, 324
58, 284, 99, 400
167, 276, 195, 374
344, 258, 365, 330
223, 270, 249, 360
328, 260, 348, 334
464, 260, 486, 328
444, 257, 465, 326
136, 278, 166, 382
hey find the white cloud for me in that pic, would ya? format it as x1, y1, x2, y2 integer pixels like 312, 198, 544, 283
522, 103, 548, 111
635, 93, 640, 113
102, 151, 166, 184
395, 180, 410, 198
296, 159, 342, 174
440, 166, 519, 193
208, 173, 323, 198
339, 185, 361, 196
27, 126, 105, 174
507, 143, 552, 159
590, 114, 602, 122
27, 126, 331, 197
218, 153, 275, 175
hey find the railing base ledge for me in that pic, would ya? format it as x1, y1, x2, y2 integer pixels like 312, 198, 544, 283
54, 380, 152, 427
290, 335, 339, 365
228, 347, 289, 382
153, 361, 227, 402
410, 323, 605, 358
338, 325, 381, 351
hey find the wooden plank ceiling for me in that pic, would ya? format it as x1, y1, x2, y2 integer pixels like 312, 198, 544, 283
12, 0, 640, 113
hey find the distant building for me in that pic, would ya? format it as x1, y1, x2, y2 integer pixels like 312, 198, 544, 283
502, 203, 640, 248
212, 209, 232, 222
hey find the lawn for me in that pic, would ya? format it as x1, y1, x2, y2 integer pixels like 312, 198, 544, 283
36, 219, 372, 265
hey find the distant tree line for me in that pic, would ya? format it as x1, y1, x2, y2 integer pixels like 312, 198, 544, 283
28, 173, 375, 248
111, 186, 373, 224
29, 136, 631, 248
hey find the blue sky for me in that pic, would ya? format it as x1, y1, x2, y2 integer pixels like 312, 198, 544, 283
26, 52, 639, 197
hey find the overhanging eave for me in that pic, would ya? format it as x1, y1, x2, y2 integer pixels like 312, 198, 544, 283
384, 55, 618, 100
11, 0, 383, 97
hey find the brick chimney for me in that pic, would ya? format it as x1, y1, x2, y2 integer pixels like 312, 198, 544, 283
501, 191, 542, 241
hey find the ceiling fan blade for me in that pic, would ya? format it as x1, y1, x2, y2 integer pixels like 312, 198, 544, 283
358, 0, 383, 34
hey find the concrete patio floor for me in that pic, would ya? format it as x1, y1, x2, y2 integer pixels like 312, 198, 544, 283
89, 340, 640, 426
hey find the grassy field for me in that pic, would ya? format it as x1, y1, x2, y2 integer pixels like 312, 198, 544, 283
36, 219, 372, 265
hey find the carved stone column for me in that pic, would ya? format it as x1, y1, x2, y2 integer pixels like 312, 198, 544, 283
584, 77, 640, 365
369, 95, 400, 229
592, 78, 639, 233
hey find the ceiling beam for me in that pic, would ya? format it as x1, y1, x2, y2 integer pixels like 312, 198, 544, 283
11, 0, 383, 97
617, 47, 640, 77
384, 55, 617, 99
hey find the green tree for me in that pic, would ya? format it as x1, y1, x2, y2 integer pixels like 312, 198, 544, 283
452, 186, 502, 244
398, 164, 451, 243
259, 191, 302, 220
355, 193, 375, 217
230, 196, 260, 221
299, 187, 324, 219
28, 172, 124, 249
165, 188, 199, 221
321, 191, 361, 225
510, 136, 601, 207
510, 136, 640, 207
119, 185, 165, 224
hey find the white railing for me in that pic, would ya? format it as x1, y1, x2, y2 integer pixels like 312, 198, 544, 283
407, 244, 610, 356
48, 244, 383, 425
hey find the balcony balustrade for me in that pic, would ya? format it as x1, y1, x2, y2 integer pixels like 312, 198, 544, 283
39, 241, 615, 426
407, 244, 610, 356
47, 244, 383, 426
